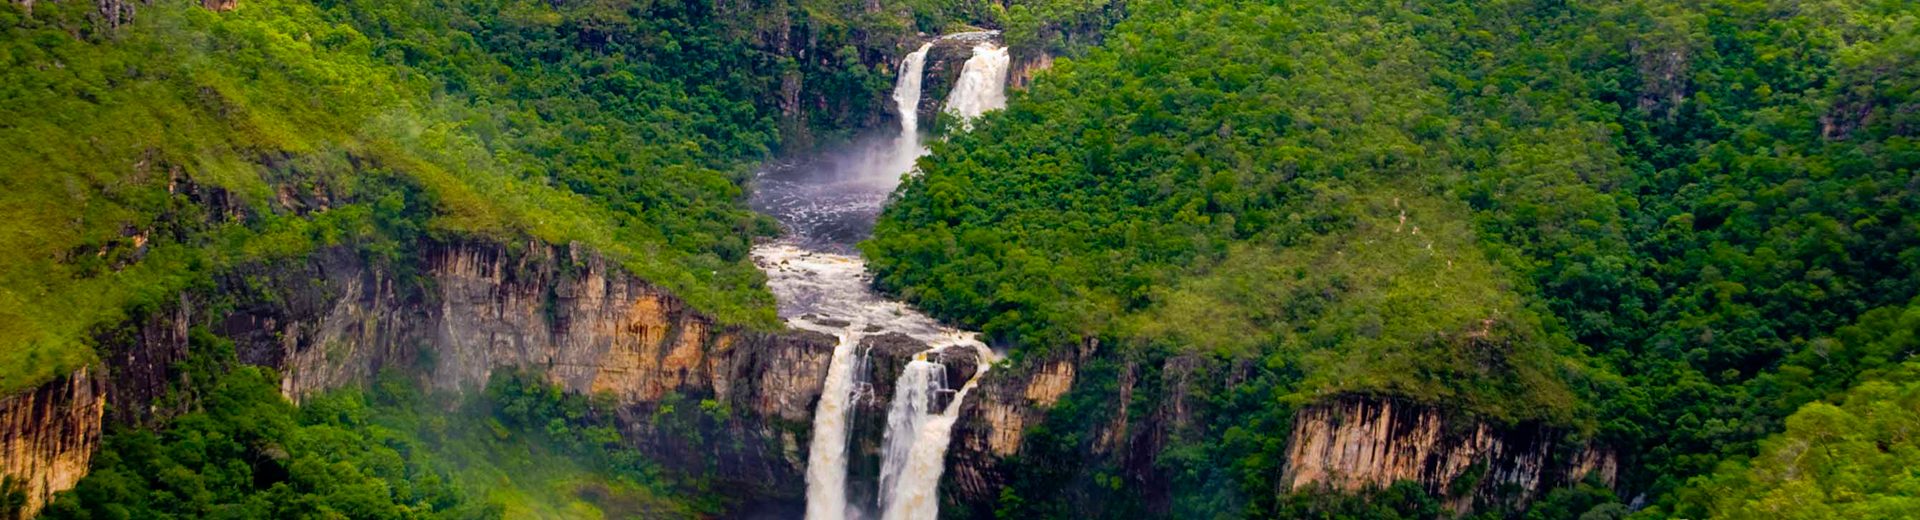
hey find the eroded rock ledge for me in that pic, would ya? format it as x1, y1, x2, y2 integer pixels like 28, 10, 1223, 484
944, 347, 1616, 517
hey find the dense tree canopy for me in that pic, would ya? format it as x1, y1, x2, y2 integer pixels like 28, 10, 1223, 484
867, 0, 1919, 516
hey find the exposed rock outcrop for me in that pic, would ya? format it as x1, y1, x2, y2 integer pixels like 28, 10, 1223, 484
1009, 51, 1054, 90
268, 241, 836, 499
0, 368, 103, 520
1282, 397, 1618, 514
3, 239, 839, 512
945, 341, 1091, 506
941, 344, 1615, 518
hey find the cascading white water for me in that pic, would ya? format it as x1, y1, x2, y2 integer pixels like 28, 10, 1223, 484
942, 43, 1011, 126
879, 343, 995, 520
877, 358, 947, 513
803, 321, 865, 520
857, 38, 1011, 520
799, 44, 939, 520
775, 32, 1011, 520
889, 43, 935, 175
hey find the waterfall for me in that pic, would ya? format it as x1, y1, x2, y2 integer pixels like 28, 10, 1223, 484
798, 44, 943, 520
942, 44, 1011, 126
779, 33, 1010, 520
878, 343, 995, 520
889, 43, 934, 176
804, 323, 866, 520
877, 358, 947, 513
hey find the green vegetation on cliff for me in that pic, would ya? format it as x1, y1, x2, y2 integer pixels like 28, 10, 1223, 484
867, 0, 1605, 423
867, 0, 1919, 516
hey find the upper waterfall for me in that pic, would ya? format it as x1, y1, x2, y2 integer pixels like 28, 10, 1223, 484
890, 43, 934, 176
942, 43, 1011, 125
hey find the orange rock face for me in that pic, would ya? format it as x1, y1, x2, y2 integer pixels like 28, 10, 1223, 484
0, 368, 104, 520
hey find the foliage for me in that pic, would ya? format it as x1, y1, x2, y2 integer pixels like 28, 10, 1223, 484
1659, 362, 1920, 519
867, 0, 1599, 423
1271, 481, 1452, 520
1003, 0, 1125, 54
386, 370, 697, 519
0, 0, 958, 394
40, 364, 496, 519
42, 337, 697, 519
868, 0, 1920, 516
482, 370, 679, 496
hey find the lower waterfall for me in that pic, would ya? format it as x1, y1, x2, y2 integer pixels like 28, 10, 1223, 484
757, 31, 1011, 520
878, 358, 946, 513
878, 344, 995, 520
802, 322, 866, 520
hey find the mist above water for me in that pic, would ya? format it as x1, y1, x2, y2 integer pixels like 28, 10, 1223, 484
748, 135, 908, 255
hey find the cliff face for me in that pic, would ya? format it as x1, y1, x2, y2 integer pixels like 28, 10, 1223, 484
0, 369, 103, 520
264, 241, 838, 499
943, 346, 1617, 518
945, 342, 1086, 507
1282, 397, 1617, 514
1, 240, 838, 514
1008, 51, 1054, 90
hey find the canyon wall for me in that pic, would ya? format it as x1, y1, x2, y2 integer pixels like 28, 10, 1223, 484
1283, 397, 1618, 514
0, 369, 103, 520
942, 348, 1618, 518
256, 240, 839, 500
945, 342, 1089, 510
1, 240, 838, 517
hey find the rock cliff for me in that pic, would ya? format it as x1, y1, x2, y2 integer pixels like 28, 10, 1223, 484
0, 369, 103, 520
942, 346, 1618, 518
1009, 51, 1054, 90
1282, 397, 1617, 514
945, 342, 1088, 508
1, 239, 840, 515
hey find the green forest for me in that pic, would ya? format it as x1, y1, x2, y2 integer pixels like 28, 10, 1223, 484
3, 0, 1919, 518
864, 0, 1920, 517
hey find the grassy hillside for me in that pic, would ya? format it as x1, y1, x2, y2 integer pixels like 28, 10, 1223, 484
0, 0, 971, 395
